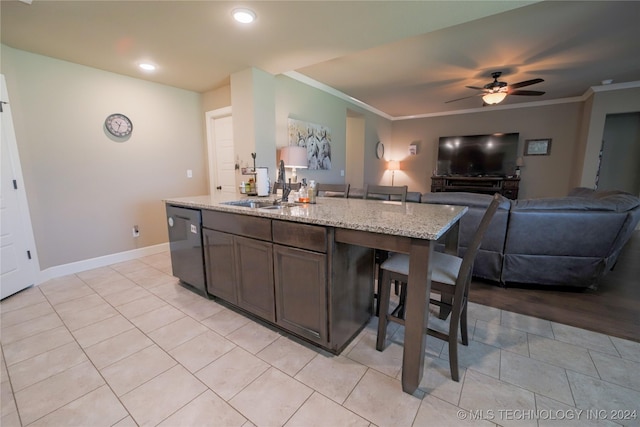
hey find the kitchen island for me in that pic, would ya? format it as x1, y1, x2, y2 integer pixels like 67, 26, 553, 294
164, 194, 467, 395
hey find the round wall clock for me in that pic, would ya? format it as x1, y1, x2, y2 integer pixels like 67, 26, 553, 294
105, 113, 133, 138
375, 141, 384, 159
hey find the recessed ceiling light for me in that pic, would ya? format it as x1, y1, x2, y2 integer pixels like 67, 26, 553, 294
233, 8, 256, 24
139, 63, 156, 71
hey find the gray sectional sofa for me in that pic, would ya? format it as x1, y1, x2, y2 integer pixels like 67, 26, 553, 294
421, 188, 640, 289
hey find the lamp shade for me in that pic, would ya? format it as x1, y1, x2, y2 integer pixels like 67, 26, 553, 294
387, 160, 400, 171
482, 91, 508, 105
280, 146, 308, 169
516, 156, 524, 167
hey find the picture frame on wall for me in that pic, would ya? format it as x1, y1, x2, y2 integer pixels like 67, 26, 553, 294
288, 118, 332, 170
524, 138, 552, 156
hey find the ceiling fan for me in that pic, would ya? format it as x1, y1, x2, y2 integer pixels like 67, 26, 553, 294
446, 71, 545, 105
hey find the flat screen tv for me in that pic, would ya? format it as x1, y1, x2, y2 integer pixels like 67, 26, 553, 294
436, 133, 519, 177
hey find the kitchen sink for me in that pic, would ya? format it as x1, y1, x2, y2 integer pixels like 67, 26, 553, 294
259, 205, 285, 210
222, 200, 278, 209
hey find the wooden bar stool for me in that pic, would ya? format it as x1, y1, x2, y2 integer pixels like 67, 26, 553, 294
376, 193, 502, 381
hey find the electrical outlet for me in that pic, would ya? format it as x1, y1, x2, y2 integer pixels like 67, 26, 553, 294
132, 225, 139, 237
187, 169, 193, 178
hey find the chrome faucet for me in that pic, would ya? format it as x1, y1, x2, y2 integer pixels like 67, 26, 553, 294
276, 159, 291, 202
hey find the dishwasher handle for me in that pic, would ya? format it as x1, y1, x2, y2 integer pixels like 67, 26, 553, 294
168, 214, 193, 227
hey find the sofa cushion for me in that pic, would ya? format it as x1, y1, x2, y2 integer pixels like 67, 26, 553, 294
592, 193, 640, 211
406, 191, 422, 203
421, 189, 639, 288
514, 195, 639, 212
567, 187, 639, 212
505, 210, 626, 257
421, 192, 511, 210
502, 254, 605, 287
567, 187, 595, 197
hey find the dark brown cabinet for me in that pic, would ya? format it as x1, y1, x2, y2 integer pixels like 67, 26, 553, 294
203, 229, 237, 304
430, 175, 520, 199
202, 210, 274, 320
201, 209, 373, 353
274, 245, 327, 345
502, 178, 520, 199
272, 220, 328, 345
235, 236, 275, 322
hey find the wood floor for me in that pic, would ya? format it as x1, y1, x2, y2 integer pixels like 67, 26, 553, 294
469, 230, 640, 343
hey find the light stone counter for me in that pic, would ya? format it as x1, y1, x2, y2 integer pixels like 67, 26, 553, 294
164, 194, 467, 241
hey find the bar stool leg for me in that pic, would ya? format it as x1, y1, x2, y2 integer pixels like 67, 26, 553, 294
376, 269, 392, 351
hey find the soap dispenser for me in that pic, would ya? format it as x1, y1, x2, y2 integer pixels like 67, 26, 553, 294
309, 180, 317, 204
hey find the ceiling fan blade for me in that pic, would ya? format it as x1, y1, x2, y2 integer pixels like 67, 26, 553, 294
510, 90, 545, 96
465, 85, 487, 91
445, 94, 480, 103
509, 78, 544, 89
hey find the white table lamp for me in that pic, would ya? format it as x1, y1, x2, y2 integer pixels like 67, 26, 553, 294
280, 146, 308, 183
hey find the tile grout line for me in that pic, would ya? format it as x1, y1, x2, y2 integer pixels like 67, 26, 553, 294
2, 253, 639, 426
85, 258, 277, 426
1, 345, 24, 427
48, 274, 137, 427
77, 261, 213, 426
7, 284, 116, 426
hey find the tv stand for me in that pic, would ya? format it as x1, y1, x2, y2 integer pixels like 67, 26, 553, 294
430, 176, 520, 199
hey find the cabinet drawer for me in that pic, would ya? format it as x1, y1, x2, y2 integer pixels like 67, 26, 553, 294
202, 210, 271, 241
503, 180, 520, 189
272, 220, 327, 253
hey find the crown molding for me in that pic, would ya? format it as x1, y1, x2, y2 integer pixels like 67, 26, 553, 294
283, 71, 394, 120
283, 71, 640, 122
393, 96, 587, 120
585, 80, 640, 97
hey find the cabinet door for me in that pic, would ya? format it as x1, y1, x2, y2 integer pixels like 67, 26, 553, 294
235, 236, 275, 322
203, 229, 237, 304
274, 244, 327, 345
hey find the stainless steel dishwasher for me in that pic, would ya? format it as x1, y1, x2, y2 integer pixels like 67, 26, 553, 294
166, 205, 207, 295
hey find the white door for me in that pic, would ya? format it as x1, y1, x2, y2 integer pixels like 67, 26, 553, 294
1, 74, 39, 299
206, 107, 236, 198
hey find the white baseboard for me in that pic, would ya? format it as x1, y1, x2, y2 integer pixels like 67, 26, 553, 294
37, 243, 170, 284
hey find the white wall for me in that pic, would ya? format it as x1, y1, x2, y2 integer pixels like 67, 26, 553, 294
346, 114, 365, 189
274, 74, 392, 188
1, 45, 207, 269
230, 68, 278, 184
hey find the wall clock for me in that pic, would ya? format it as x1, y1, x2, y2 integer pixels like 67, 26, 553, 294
375, 141, 384, 159
105, 113, 133, 138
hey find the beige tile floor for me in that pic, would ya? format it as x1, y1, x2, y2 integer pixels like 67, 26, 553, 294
1, 252, 639, 426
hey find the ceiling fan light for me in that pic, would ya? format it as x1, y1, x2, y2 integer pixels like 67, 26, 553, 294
138, 63, 156, 71
233, 8, 256, 24
483, 91, 508, 105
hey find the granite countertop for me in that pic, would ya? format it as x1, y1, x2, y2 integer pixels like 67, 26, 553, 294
164, 194, 467, 241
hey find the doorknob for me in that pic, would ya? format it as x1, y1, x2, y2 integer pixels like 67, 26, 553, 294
216, 186, 222, 190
